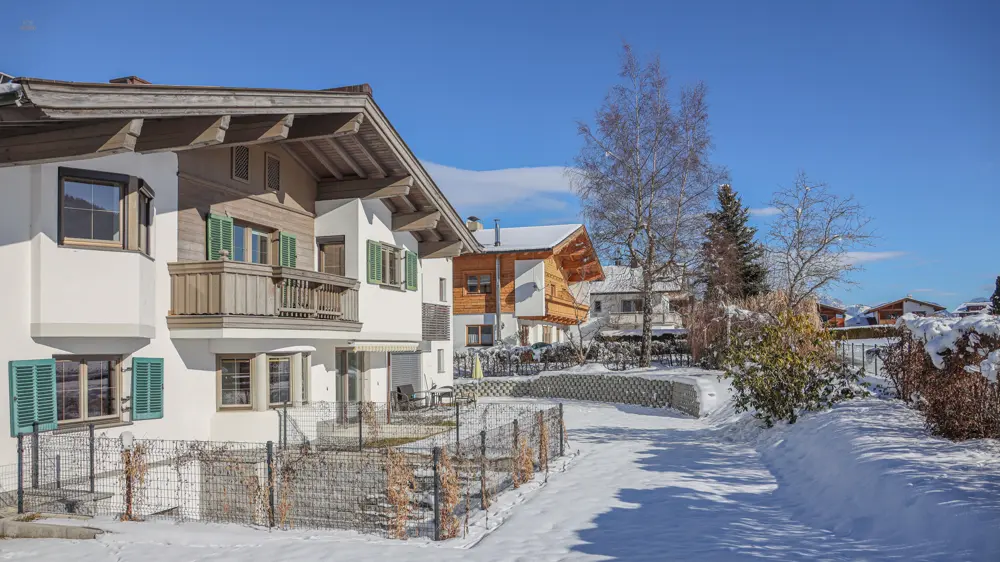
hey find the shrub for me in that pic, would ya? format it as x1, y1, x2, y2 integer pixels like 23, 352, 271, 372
722, 311, 867, 427
829, 325, 897, 341
872, 328, 926, 400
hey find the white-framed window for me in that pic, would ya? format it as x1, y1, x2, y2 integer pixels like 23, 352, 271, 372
218, 356, 253, 409
437, 349, 445, 373
269, 356, 291, 405
382, 245, 402, 286
439, 278, 448, 302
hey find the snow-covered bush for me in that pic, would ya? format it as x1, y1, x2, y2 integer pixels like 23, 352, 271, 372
888, 314, 1000, 440
722, 311, 867, 427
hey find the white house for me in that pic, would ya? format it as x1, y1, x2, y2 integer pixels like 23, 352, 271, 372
587, 265, 687, 336
0, 76, 479, 465
953, 299, 993, 317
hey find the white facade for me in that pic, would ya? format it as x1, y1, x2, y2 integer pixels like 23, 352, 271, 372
0, 152, 454, 465
453, 313, 567, 353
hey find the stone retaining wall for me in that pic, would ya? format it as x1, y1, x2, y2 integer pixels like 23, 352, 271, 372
456, 374, 705, 417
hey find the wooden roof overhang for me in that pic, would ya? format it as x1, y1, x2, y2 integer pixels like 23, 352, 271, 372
0, 79, 480, 258
553, 226, 604, 283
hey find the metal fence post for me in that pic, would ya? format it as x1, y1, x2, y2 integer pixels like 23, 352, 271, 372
559, 403, 565, 457
513, 418, 519, 451
455, 400, 461, 453
16, 433, 24, 514
88, 424, 95, 493
55, 454, 61, 489
283, 401, 289, 449
432, 446, 441, 541
266, 441, 275, 528
874, 345, 879, 377
31, 421, 39, 489
359, 404, 364, 452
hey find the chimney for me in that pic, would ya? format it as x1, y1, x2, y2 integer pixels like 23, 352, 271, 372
109, 76, 151, 85
494, 219, 501, 247
465, 216, 484, 232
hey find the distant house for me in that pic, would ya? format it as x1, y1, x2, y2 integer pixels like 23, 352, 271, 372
452, 221, 603, 351
953, 300, 993, 317
818, 303, 846, 327
588, 265, 688, 335
869, 297, 947, 325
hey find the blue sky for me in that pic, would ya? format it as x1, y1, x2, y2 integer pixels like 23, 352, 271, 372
4, 0, 997, 308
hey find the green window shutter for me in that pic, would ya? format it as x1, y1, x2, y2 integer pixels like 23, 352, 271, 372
366, 240, 383, 284
8, 359, 57, 437
405, 251, 418, 291
206, 213, 234, 260
279, 232, 297, 268
132, 358, 164, 421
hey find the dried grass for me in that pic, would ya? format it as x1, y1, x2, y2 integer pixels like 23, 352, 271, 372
537, 412, 549, 475
120, 443, 148, 521
512, 436, 534, 488
386, 448, 415, 539
437, 449, 461, 540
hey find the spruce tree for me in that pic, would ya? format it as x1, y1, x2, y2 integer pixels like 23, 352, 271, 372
991, 275, 1000, 315
701, 184, 769, 301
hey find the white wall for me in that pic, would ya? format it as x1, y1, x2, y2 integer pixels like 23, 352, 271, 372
590, 292, 671, 316
453, 313, 570, 352
902, 300, 941, 316
514, 259, 546, 317
420, 257, 453, 389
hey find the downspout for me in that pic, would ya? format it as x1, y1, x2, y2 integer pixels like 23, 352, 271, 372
494, 219, 502, 346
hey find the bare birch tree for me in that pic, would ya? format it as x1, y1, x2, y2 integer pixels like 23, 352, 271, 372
768, 172, 874, 309
573, 43, 723, 366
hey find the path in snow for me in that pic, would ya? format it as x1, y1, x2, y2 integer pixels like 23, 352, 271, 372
4, 399, 998, 561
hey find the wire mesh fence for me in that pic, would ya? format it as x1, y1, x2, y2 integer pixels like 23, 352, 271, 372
834, 340, 885, 376
3, 401, 566, 540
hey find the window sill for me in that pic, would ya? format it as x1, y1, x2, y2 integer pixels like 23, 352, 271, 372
378, 283, 408, 292
54, 419, 130, 434
58, 242, 155, 262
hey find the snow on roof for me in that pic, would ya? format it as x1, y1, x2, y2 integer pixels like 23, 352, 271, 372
588, 265, 682, 294
954, 301, 993, 314
473, 224, 581, 253
870, 296, 946, 311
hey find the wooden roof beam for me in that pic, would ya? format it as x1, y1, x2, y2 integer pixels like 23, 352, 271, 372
318, 175, 412, 201
0, 118, 143, 167
284, 113, 363, 143
419, 240, 463, 259
135, 115, 230, 153
392, 210, 441, 232
304, 141, 343, 179
352, 135, 387, 177
216, 114, 294, 147
327, 138, 367, 178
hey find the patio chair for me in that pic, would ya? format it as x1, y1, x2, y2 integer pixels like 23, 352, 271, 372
395, 384, 429, 411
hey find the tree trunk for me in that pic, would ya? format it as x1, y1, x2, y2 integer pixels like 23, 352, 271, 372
640, 272, 653, 368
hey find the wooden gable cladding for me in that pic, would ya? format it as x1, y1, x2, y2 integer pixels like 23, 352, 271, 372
175, 146, 315, 266
453, 250, 591, 324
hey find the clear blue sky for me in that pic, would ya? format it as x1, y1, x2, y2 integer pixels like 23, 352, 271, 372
5, 0, 997, 308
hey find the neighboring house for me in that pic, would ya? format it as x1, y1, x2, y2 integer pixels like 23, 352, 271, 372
452, 221, 603, 351
0, 76, 479, 464
953, 299, 993, 317
818, 303, 847, 327
587, 265, 687, 335
869, 296, 947, 325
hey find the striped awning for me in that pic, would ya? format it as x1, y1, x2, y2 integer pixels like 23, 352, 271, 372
348, 342, 420, 353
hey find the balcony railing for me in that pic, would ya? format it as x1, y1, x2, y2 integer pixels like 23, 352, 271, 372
606, 311, 682, 329
167, 260, 361, 331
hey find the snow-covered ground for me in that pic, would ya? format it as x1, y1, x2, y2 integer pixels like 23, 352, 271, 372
5, 398, 999, 561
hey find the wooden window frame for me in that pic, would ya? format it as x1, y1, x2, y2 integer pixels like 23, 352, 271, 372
53, 355, 122, 426
231, 146, 251, 184
264, 152, 281, 192
465, 273, 492, 295
231, 221, 274, 265
217, 355, 254, 411
542, 325, 553, 344
466, 324, 494, 347
268, 356, 292, 407
378, 243, 404, 287
58, 168, 128, 250
319, 237, 346, 277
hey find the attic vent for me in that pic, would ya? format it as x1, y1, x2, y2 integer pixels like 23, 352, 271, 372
265, 153, 281, 192
232, 146, 250, 183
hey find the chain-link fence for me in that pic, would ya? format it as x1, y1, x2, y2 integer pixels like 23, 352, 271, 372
2, 401, 566, 540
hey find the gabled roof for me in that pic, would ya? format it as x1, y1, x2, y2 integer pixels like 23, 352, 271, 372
0, 77, 480, 255
817, 302, 846, 313
473, 224, 582, 253
589, 265, 683, 294
870, 297, 947, 311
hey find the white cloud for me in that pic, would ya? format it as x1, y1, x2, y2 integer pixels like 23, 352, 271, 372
421, 161, 574, 213
749, 206, 780, 217
842, 251, 907, 264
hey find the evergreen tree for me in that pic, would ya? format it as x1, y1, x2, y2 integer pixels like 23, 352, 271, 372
991, 276, 1000, 315
701, 184, 769, 301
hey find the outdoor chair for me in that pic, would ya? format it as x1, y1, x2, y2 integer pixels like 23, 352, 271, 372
395, 384, 429, 411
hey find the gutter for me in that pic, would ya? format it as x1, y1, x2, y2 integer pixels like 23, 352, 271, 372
0, 82, 23, 106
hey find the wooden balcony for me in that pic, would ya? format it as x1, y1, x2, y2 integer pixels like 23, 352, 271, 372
167, 260, 362, 332
606, 311, 683, 329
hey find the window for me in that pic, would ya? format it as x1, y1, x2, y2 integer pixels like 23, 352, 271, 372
320, 241, 346, 276
269, 357, 291, 405
622, 299, 643, 313
232, 146, 250, 183
60, 173, 124, 246
439, 278, 448, 302
383, 245, 401, 285
542, 326, 553, 344
437, 349, 445, 374
466, 274, 492, 294
594, 300, 602, 313
367, 240, 416, 289
231, 222, 271, 264
338, 351, 362, 402
520, 325, 530, 345
137, 184, 153, 256
219, 357, 252, 408
265, 153, 281, 192
466, 325, 494, 346
54, 356, 119, 423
